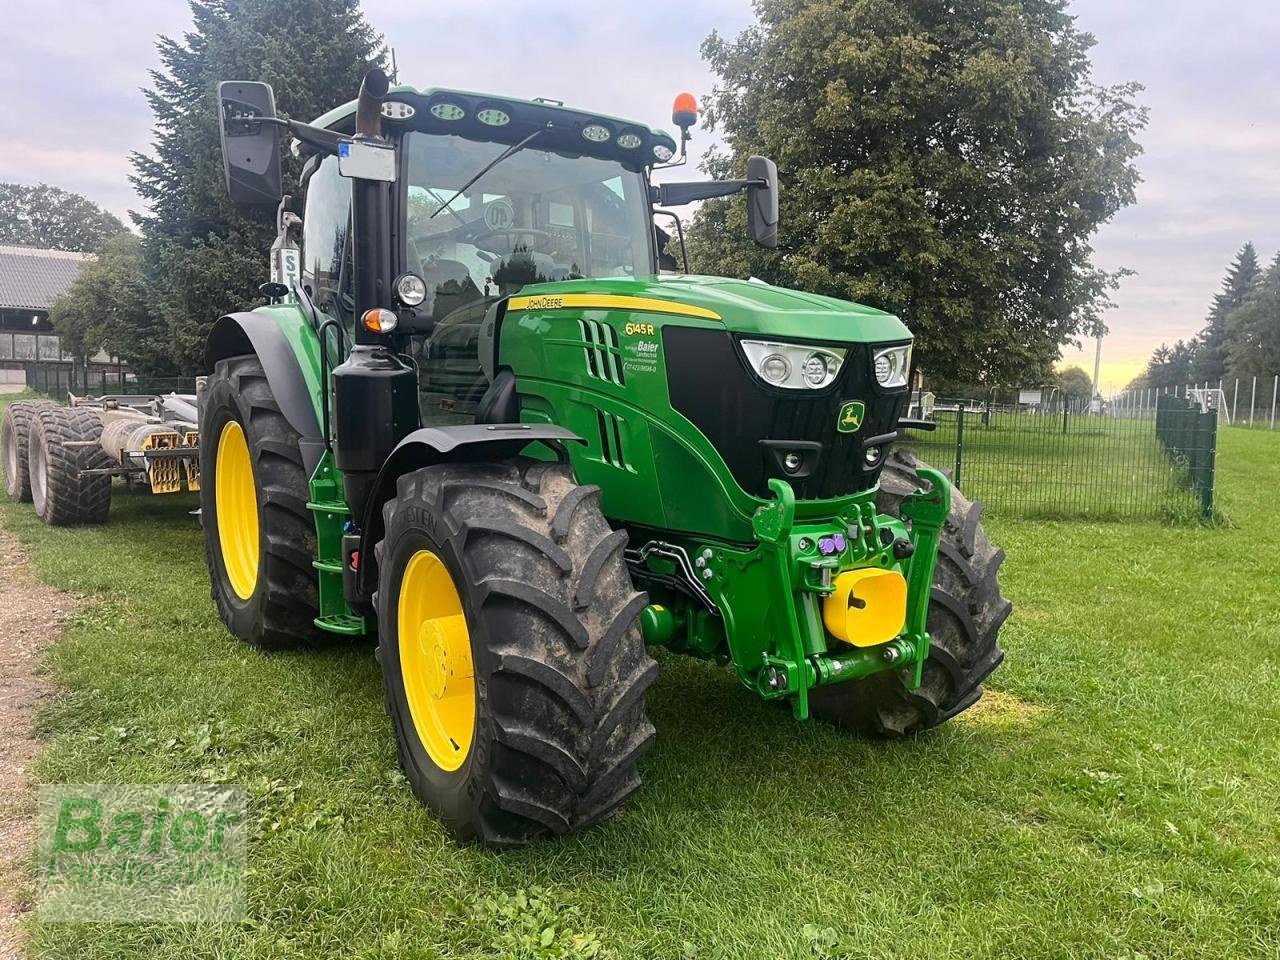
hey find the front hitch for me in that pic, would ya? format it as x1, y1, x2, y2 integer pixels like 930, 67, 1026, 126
749, 467, 950, 718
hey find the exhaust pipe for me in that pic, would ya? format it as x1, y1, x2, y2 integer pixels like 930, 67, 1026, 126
354, 68, 390, 138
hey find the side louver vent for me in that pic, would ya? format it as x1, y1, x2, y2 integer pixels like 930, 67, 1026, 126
596, 410, 628, 469
579, 319, 626, 386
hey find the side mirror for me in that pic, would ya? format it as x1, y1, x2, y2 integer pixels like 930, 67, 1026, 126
746, 155, 779, 249
217, 81, 283, 206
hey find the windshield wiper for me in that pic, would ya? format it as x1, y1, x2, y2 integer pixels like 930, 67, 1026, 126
429, 129, 543, 220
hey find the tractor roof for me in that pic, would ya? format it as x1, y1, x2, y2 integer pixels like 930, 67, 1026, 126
309, 85, 678, 171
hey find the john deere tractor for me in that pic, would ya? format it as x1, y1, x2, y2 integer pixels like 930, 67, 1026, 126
206, 69, 1008, 846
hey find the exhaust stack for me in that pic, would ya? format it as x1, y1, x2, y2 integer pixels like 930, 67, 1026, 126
354, 68, 390, 138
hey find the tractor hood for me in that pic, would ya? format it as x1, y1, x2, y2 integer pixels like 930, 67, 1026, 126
513, 275, 912, 345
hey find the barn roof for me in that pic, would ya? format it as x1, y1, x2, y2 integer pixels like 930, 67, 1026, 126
0, 245, 94, 311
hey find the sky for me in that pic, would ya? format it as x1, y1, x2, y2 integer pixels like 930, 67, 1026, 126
2, 0, 1277, 393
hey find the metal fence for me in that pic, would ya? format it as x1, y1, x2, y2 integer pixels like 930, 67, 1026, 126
899, 396, 1218, 521
1111, 375, 1280, 429
23, 361, 190, 397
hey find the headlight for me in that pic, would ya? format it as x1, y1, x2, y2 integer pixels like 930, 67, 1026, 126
872, 344, 911, 388
741, 340, 847, 390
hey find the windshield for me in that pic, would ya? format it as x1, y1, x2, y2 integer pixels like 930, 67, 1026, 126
403, 131, 654, 320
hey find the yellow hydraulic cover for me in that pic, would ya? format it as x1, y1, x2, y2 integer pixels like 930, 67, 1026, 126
822, 568, 908, 647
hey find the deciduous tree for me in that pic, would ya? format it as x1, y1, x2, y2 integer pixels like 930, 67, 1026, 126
686, 0, 1146, 385
0, 183, 125, 252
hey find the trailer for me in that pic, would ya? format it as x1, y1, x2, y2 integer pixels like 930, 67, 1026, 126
1, 389, 202, 525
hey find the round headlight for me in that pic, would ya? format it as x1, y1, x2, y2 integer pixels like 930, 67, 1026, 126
653, 144, 674, 162
477, 108, 510, 126
874, 353, 893, 385
803, 353, 829, 386
761, 354, 790, 383
582, 124, 611, 143
617, 133, 642, 149
395, 273, 427, 307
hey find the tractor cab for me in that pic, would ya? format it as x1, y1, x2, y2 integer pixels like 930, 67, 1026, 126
237, 83, 771, 426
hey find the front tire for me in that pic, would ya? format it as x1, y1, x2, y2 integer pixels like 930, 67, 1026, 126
809, 449, 1010, 736
200, 355, 319, 649
376, 460, 657, 847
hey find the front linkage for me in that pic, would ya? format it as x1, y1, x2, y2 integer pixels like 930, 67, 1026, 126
635, 466, 950, 720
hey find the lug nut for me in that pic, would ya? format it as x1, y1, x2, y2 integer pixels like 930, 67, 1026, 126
701, 568, 713, 580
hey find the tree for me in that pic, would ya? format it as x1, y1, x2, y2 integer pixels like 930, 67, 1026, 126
0, 183, 126, 252
686, 0, 1146, 385
131, 0, 383, 373
1134, 339, 1196, 391
1223, 253, 1280, 380
48, 233, 177, 376
1191, 242, 1259, 383
1056, 365, 1092, 405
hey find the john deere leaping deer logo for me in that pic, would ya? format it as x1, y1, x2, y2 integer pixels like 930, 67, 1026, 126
837, 400, 865, 434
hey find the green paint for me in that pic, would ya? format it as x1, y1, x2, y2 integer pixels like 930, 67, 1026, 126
307, 448, 365, 636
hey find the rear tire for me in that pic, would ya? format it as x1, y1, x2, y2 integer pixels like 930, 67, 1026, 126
200, 355, 319, 649
376, 459, 657, 847
28, 406, 112, 526
809, 449, 1009, 736
2, 399, 57, 502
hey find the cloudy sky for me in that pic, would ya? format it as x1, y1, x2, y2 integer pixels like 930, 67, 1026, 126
3, 1, 1276, 390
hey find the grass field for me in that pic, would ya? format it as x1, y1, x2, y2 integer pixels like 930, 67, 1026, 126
4, 391, 1280, 959
901, 409, 1214, 522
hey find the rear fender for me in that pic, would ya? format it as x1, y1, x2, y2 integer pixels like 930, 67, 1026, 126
206, 307, 326, 473
353, 424, 584, 601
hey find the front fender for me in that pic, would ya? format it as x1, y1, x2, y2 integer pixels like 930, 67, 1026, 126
206, 307, 326, 473
353, 423, 584, 601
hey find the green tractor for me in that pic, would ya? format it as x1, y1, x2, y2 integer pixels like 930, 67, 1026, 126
206, 69, 1009, 846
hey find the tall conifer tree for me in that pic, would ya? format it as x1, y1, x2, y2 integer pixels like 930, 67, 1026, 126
131, 0, 383, 372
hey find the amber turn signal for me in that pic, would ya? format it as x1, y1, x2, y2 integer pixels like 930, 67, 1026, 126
361, 307, 398, 334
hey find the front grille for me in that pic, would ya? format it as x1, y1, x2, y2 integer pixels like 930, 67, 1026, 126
663, 327, 908, 499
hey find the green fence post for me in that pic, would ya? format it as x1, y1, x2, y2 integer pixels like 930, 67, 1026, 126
1200, 408, 1217, 519
954, 405, 966, 489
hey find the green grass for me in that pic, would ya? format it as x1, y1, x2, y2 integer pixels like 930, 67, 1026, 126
4, 392, 1280, 958
903, 412, 1213, 522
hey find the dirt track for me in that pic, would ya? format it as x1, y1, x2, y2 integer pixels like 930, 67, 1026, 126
0, 527, 79, 959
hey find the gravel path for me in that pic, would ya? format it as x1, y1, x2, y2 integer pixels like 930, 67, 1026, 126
0, 527, 80, 959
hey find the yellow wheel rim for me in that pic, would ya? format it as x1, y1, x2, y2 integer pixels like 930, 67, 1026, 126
215, 420, 259, 600
398, 549, 476, 771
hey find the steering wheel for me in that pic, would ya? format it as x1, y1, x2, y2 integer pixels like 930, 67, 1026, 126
470, 228, 553, 255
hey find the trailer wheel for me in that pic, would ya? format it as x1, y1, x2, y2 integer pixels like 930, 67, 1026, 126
2, 399, 57, 502
809, 449, 1010, 736
375, 460, 657, 847
200, 355, 319, 649
28, 406, 112, 526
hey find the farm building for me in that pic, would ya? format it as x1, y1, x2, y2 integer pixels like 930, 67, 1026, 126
0, 244, 121, 391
